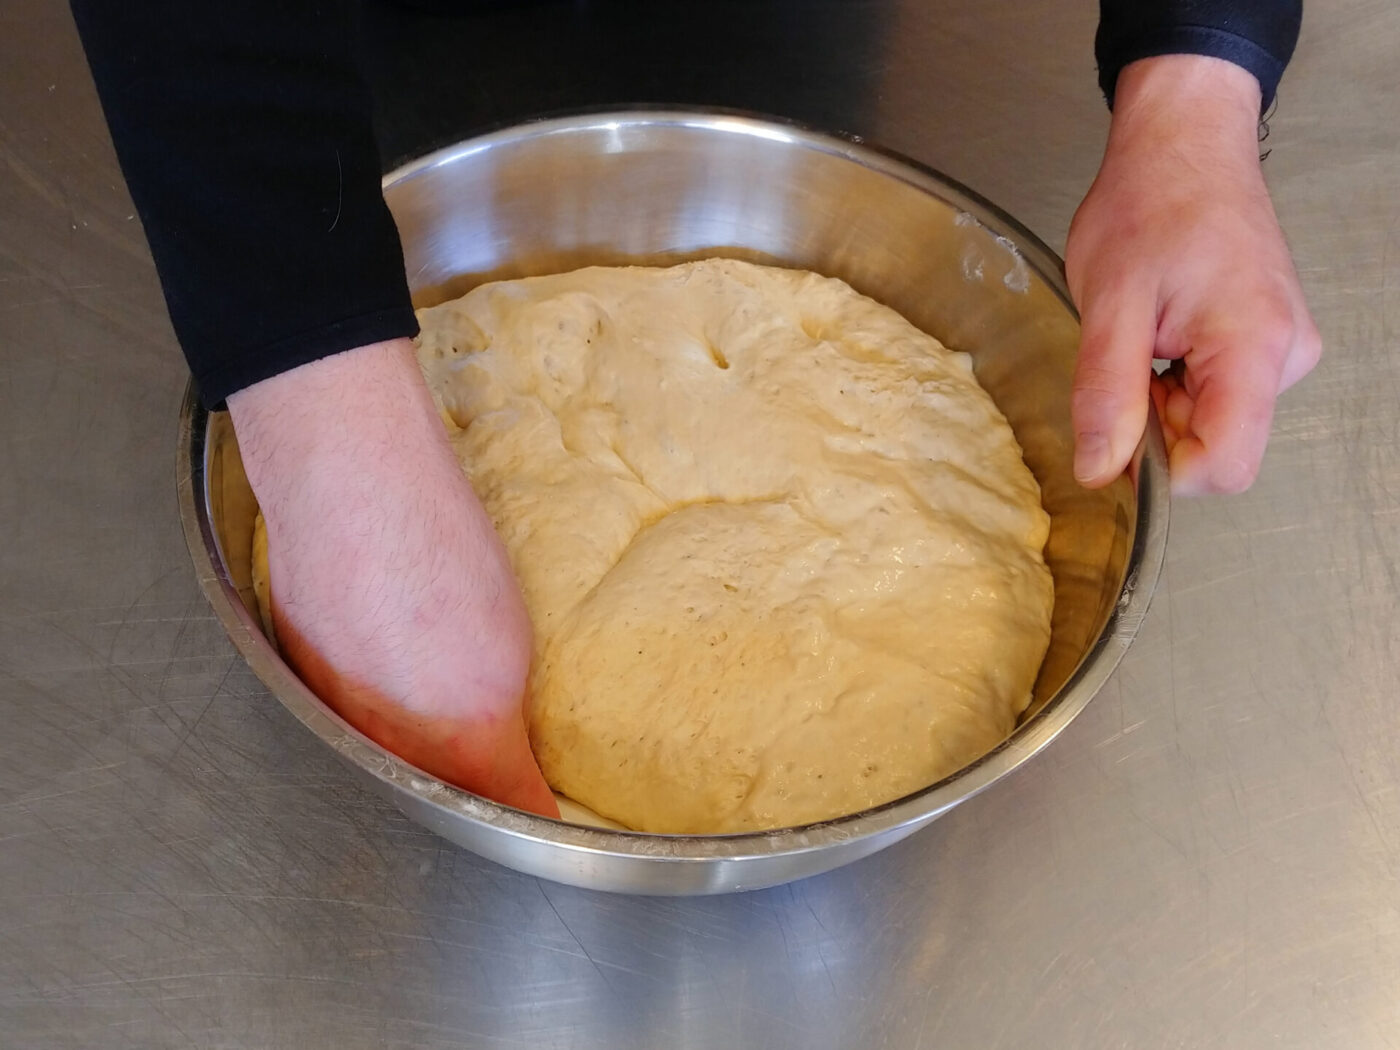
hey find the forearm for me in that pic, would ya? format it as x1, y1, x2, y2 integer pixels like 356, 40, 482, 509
227, 339, 448, 514
1096, 0, 1303, 111
70, 0, 416, 406
227, 338, 556, 815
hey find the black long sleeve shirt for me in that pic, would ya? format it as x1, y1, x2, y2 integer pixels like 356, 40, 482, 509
71, 1, 1302, 407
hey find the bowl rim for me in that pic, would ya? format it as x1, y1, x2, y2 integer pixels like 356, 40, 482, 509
177, 107, 1169, 864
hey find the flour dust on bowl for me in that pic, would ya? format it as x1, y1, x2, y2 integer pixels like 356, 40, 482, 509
177, 111, 1168, 894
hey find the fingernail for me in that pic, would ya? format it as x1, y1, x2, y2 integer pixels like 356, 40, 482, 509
1074, 433, 1111, 484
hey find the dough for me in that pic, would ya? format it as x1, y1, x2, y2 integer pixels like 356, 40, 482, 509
410, 259, 1054, 833
252, 259, 1052, 831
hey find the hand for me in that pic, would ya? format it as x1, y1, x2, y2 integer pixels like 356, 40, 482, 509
1065, 54, 1321, 495
228, 339, 560, 817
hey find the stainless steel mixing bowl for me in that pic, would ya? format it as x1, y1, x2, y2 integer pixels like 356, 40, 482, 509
178, 110, 1168, 894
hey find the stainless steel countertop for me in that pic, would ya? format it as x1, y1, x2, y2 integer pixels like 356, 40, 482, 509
3, 1, 1396, 1047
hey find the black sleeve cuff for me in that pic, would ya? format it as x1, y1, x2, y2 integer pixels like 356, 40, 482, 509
1096, 1, 1303, 111
194, 305, 420, 409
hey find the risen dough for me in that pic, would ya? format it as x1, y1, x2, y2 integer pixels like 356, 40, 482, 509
410, 259, 1054, 833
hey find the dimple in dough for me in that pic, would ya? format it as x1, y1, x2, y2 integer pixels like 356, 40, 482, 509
409, 258, 1054, 834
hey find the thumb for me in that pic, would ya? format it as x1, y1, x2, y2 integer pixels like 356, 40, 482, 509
1071, 286, 1157, 487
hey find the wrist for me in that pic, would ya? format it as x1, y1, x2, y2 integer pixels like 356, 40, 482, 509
1109, 54, 1263, 155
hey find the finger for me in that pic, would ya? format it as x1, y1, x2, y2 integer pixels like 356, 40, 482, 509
1072, 286, 1158, 487
1164, 382, 1194, 437
1168, 346, 1284, 495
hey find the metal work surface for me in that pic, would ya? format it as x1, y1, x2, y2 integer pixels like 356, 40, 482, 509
2, 0, 1397, 1046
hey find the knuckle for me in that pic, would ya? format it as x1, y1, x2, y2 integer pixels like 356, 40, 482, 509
1248, 280, 1309, 348
1251, 312, 1297, 364
1193, 286, 1299, 367
1297, 323, 1324, 368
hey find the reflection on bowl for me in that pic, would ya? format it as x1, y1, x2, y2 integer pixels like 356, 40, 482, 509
178, 110, 1167, 894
